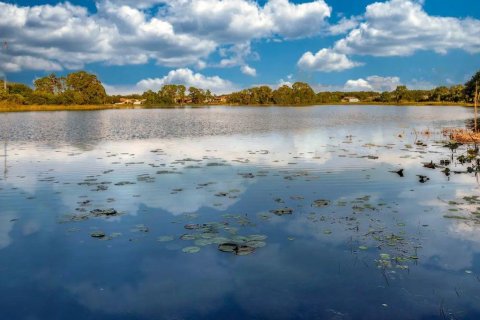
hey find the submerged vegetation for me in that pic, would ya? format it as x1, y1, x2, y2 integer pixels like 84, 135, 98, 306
1, 70, 479, 110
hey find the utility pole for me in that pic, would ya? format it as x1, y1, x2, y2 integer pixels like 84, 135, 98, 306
475, 81, 478, 132
1, 41, 7, 179
2, 41, 7, 92
3, 135, 6, 179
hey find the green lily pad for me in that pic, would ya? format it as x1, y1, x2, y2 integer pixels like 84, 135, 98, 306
157, 236, 174, 242
218, 243, 237, 253
248, 234, 267, 241
194, 239, 213, 246
246, 240, 266, 248
380, 253, 391, 260
182, 246, 201, 254
180, 234, 197, 240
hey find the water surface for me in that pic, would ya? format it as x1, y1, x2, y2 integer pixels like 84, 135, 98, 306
1, 106, 479, 319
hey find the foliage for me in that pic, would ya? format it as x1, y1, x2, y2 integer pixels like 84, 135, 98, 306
1, 70, 479, 107
464, 71, 480, 102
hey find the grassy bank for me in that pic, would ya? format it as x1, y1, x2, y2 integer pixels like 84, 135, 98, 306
0, 101, 474, 112
0, 103, 140, 112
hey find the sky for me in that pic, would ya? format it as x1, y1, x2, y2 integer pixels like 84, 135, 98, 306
0, 0, 479, 94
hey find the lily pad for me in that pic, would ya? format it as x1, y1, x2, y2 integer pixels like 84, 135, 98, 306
270, 208, 293, 216
157, 236, 174, 242
182, 246, 201, 254
218, 243, 238, 253
248, 234, 267, 241
312, 199, 330, 207
235, 245, 255, 256
246, 240, 266, 248
90, 231, 105, 238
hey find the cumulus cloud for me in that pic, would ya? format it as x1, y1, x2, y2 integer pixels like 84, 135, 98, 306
334, 0, 480, 56
0, 0, 332, 73
240, 65, 257, 77
297, 48, 363, 72
328, 16, 360, 35
344, 76, 401, 92
135, 68, 236, 94
0, 1, 216, 72
299, 0, 480, 73
264, 0, 331, 39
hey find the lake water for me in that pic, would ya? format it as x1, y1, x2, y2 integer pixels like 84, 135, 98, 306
0, 106, 479, 320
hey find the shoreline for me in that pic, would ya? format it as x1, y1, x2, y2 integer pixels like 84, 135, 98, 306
0, 101, 473, 113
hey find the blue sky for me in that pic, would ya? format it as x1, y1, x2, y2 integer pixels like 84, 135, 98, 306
0, 0, 479, 94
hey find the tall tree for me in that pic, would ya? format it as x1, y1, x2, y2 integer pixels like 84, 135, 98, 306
292, 82, 316, 104
188, 87, 206, 104
465, 71, 480, 102
65, 71, 106, 104
34, 73, 64, 94
393, 85, 408, 103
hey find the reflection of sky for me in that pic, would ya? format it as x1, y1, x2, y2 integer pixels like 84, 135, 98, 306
0, 106, 479, 319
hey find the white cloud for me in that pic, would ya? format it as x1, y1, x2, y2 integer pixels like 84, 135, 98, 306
135, 68, 236, 94
335, 0, 480, 56
344, 78, 373, 91
344, 76, 401, 92
0, 0, 333, 73
297, 48, 363, 72
0, 2, 216, 72
299, 0, 480, 73
264, 0, 331, 39
328, 16, 360, 35
164, 0, 330, 42
240, 65, 257, 77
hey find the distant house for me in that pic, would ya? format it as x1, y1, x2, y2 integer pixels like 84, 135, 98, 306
211, 95, 228, 104
115, 98, 146, 105
342, 96, 360, 103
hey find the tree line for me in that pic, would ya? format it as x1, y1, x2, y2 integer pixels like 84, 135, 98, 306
1, 70, 479, 106
227, 71, 479, 105
0, 71, 107, 105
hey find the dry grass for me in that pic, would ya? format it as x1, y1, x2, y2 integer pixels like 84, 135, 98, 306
0, 103, 139, 112
442, 128, 480, 143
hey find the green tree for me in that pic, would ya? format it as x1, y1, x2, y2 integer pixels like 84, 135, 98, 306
142, 90, 158, 104
272, 85, 293, 104
464, 71, 480, 102
449, 85, 465, 102
430, 86, 450, 102
188, 87, 206, 104
34, 73, 64, 94
65, 71, 106, 104
292, 82, 316, 104
393, 85, 408, 103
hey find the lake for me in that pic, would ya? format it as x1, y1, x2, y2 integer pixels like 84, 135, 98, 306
0, 106, 479, 320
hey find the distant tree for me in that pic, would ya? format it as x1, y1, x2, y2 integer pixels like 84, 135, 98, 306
430, 86, 450, 102
449, 85, 465, 102
142, 90, 158, 104
272, 85, 293, 104
34, 73, 64, 94
375, 91, 393, 103
292, 82, 316, 104
188, 87, 206, 104
464, 71, 480, 102
7, 83, 33, 96
393, 85, 408, 103
255, 86, 273, 104
177, 85, 186, 104
65, 71, 106, 104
